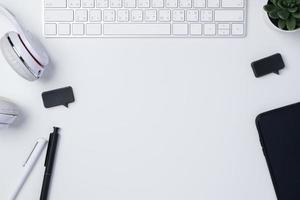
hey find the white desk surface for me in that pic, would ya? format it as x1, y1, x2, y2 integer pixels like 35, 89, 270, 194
1, 0, 300, 199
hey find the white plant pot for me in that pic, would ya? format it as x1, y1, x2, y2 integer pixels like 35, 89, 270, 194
264, 1, 300, 33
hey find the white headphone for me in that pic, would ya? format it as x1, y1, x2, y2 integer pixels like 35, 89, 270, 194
0, 97, 19, 128
0, 5, 50, 81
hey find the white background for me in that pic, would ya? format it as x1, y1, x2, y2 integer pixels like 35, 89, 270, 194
0, 0, 300, 199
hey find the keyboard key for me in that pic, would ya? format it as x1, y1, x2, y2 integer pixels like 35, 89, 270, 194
179, 0, 191, 8
103, 10, 116, 21
138, 0, 150, 7
158, 10, 171, 21
173, 23, 188, 35
187, 10, 198, 21
200, 10, 213, 21
218, 23, 230, 35
215, 10, 244, 21
221, 0, 244, 7
58, 23, 71, 35
204, 23, 215, 35
86, 25, 101, 35
44, 10, 73, 22
82, 0, 95, 7
193, 0, 205, 7
145, 10, 157, 21
72, 23, 85, 35
152, 0, 164, 8
166, 0, 178, 8
68, 0, 81, 7
110, 0, 122, 8
87, 23, 102, 35
89, 10, 102, 21
104, 23, 171, 35
207, 0, 220, 7
232, 23, 244, 35
96, 0, 109, 7
117, 10, 129, 21
75, 10, 88, 21
124, 0, 136, 7
190, 23, 202, 35
172, 10, 184, 21
45, 0, 67, 8
44, 23, 57, 35
131, 10, 143, 21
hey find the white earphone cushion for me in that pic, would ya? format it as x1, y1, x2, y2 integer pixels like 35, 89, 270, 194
0, 97, 19, 128
0, 33, 37, 81
0, 97, 19, 115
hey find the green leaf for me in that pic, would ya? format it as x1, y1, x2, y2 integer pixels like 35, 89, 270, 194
277, 0, 286, 9
269, 10, 280, 19
278, 19, 286, 29
278, 10, 290, 19
292, 11, 300, 18
264, 4, 276, 12
288, 7, 298, 13
270, 0, 277, 5
287, 17, 297, 30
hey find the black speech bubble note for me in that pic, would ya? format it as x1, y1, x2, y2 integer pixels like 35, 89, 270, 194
251, 53, 285, 78
42, 86, 75, 108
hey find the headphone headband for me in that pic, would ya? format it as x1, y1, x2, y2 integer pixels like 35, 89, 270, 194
0, 5, 27, 40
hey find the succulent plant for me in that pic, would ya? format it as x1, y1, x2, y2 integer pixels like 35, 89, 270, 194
264, 0, 300, 30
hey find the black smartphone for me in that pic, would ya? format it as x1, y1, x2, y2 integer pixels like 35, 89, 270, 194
256, 103, 300, 200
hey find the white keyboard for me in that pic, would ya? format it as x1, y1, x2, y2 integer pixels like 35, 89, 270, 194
43, 0, 247, 38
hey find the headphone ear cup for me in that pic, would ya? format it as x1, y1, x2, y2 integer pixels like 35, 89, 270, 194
23, 30, 49, 66
0, 33, 37, 81
0, 96, 19, 128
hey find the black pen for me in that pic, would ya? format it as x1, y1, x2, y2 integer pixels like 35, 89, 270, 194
40, 127, 60, 200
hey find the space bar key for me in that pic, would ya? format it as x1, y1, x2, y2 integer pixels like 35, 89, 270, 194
103, 24, 171, 35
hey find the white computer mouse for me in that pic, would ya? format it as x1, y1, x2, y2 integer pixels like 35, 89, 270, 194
0, 97, 19, 128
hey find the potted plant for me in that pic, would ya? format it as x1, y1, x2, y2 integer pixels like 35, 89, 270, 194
264, 0, 300, 32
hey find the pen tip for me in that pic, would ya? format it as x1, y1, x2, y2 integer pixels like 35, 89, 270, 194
53, 127, 60, 133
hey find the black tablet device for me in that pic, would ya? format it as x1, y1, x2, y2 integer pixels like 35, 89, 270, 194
256, 103, 300, 200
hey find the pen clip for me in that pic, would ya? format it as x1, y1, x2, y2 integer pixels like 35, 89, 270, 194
23, 141, 39, 167
44, 133, 53, 167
